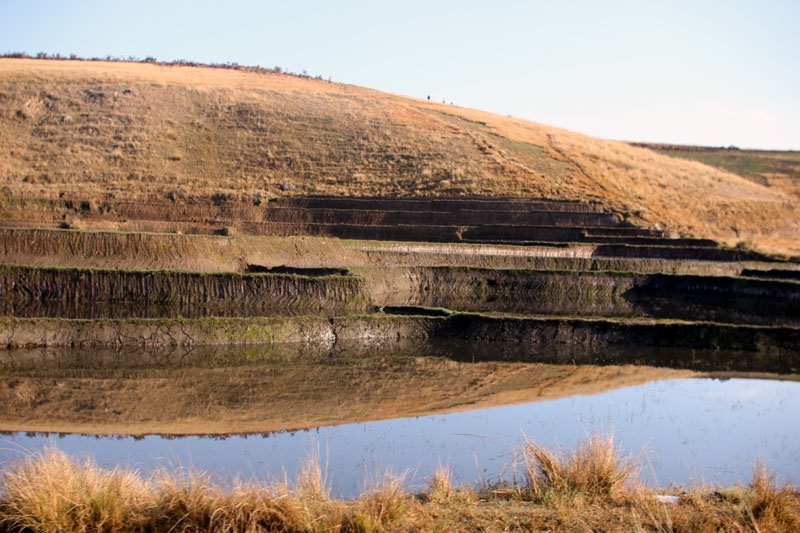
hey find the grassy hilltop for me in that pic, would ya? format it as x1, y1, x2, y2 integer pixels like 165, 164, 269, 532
0, 57, 797, 256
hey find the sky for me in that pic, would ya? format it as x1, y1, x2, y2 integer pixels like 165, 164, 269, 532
1, 0, 798, 150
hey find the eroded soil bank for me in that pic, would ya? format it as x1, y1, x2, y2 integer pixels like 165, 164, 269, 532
1, 196, 798, 377
2, 264, 799, 326
2, 228, 777, 274
1, 315, 798, 373
0, 265, 368, 318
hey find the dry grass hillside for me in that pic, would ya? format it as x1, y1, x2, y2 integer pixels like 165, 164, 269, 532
1, 58, 797, 255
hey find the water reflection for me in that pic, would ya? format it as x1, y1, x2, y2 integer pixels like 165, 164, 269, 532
2, 377, 797, 498
2, 340, 793, 373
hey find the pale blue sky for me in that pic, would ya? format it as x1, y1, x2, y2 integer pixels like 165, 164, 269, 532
1, 0, 798, 149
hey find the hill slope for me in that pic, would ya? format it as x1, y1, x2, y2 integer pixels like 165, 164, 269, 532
0, 58, 797, 255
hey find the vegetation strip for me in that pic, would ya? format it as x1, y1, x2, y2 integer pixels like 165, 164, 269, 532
0, 435, 797, 532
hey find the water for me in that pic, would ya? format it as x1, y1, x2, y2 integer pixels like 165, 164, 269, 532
2, 377, 798, 498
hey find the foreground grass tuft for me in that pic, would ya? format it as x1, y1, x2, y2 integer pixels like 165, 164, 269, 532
520, 433, 636, 502
0, 446, 153, 532
1, 437, 799, 532
747, 461, 800, 531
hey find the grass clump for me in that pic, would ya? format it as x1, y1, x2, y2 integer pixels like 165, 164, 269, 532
746, 461, 800, 531
520, 433, 636, 502
348, 468, 408, 531
0, 445, 153, 532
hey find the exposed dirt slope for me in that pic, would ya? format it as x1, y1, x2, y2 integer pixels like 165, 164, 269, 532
1, 59, 797, 255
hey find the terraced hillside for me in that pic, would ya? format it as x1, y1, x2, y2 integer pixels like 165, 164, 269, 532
0, 58, 798, 375
1, 195, 799, 371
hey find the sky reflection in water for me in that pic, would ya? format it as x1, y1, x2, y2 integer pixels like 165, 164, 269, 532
2, 377, 798, 498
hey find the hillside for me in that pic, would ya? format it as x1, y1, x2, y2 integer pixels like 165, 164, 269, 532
631, 142, 800, 198
1, 58, 797, 256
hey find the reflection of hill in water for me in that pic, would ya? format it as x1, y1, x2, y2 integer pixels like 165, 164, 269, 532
0, 342, 699, 436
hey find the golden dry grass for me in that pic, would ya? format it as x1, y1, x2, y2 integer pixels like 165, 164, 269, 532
545, 131, 799, 253
1, 58, 797, 256
2, 438, 798, 532
520, 433, 636, 501
1, 446, 153, 532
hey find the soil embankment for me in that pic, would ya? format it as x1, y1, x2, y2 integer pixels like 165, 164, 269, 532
2, 262, 798, 326
0, 195, 774, 253
2, 315, 798, 372
1, 195, 799, 354
0, 265, 366, 318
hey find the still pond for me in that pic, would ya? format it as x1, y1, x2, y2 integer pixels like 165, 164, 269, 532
2, 375, 798, 498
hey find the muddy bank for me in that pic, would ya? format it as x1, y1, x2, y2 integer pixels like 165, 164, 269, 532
351, 242, 756, 275
593, 243, 774, 262
741, 269, 800, 281
0, 196, 612, 227
230, 221, 708, 246
1, 315, 798, 372
400, 267, 638, 317
368, 267, 800, 325
0, 316, 337, 348
259, 206, 625, 228
0, 194, 741, 249
275, 196, 609, 213
0, 228, 368, 272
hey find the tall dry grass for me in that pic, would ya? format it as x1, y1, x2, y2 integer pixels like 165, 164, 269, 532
151, 463, 341, 532
1, 436, 798, 532
746, 461, 800, 531
519, 433, 636, 502
628, 462, 800, 532
349, 468, 408, 531
0, 445, 153, 532
0, 445, 407, 532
